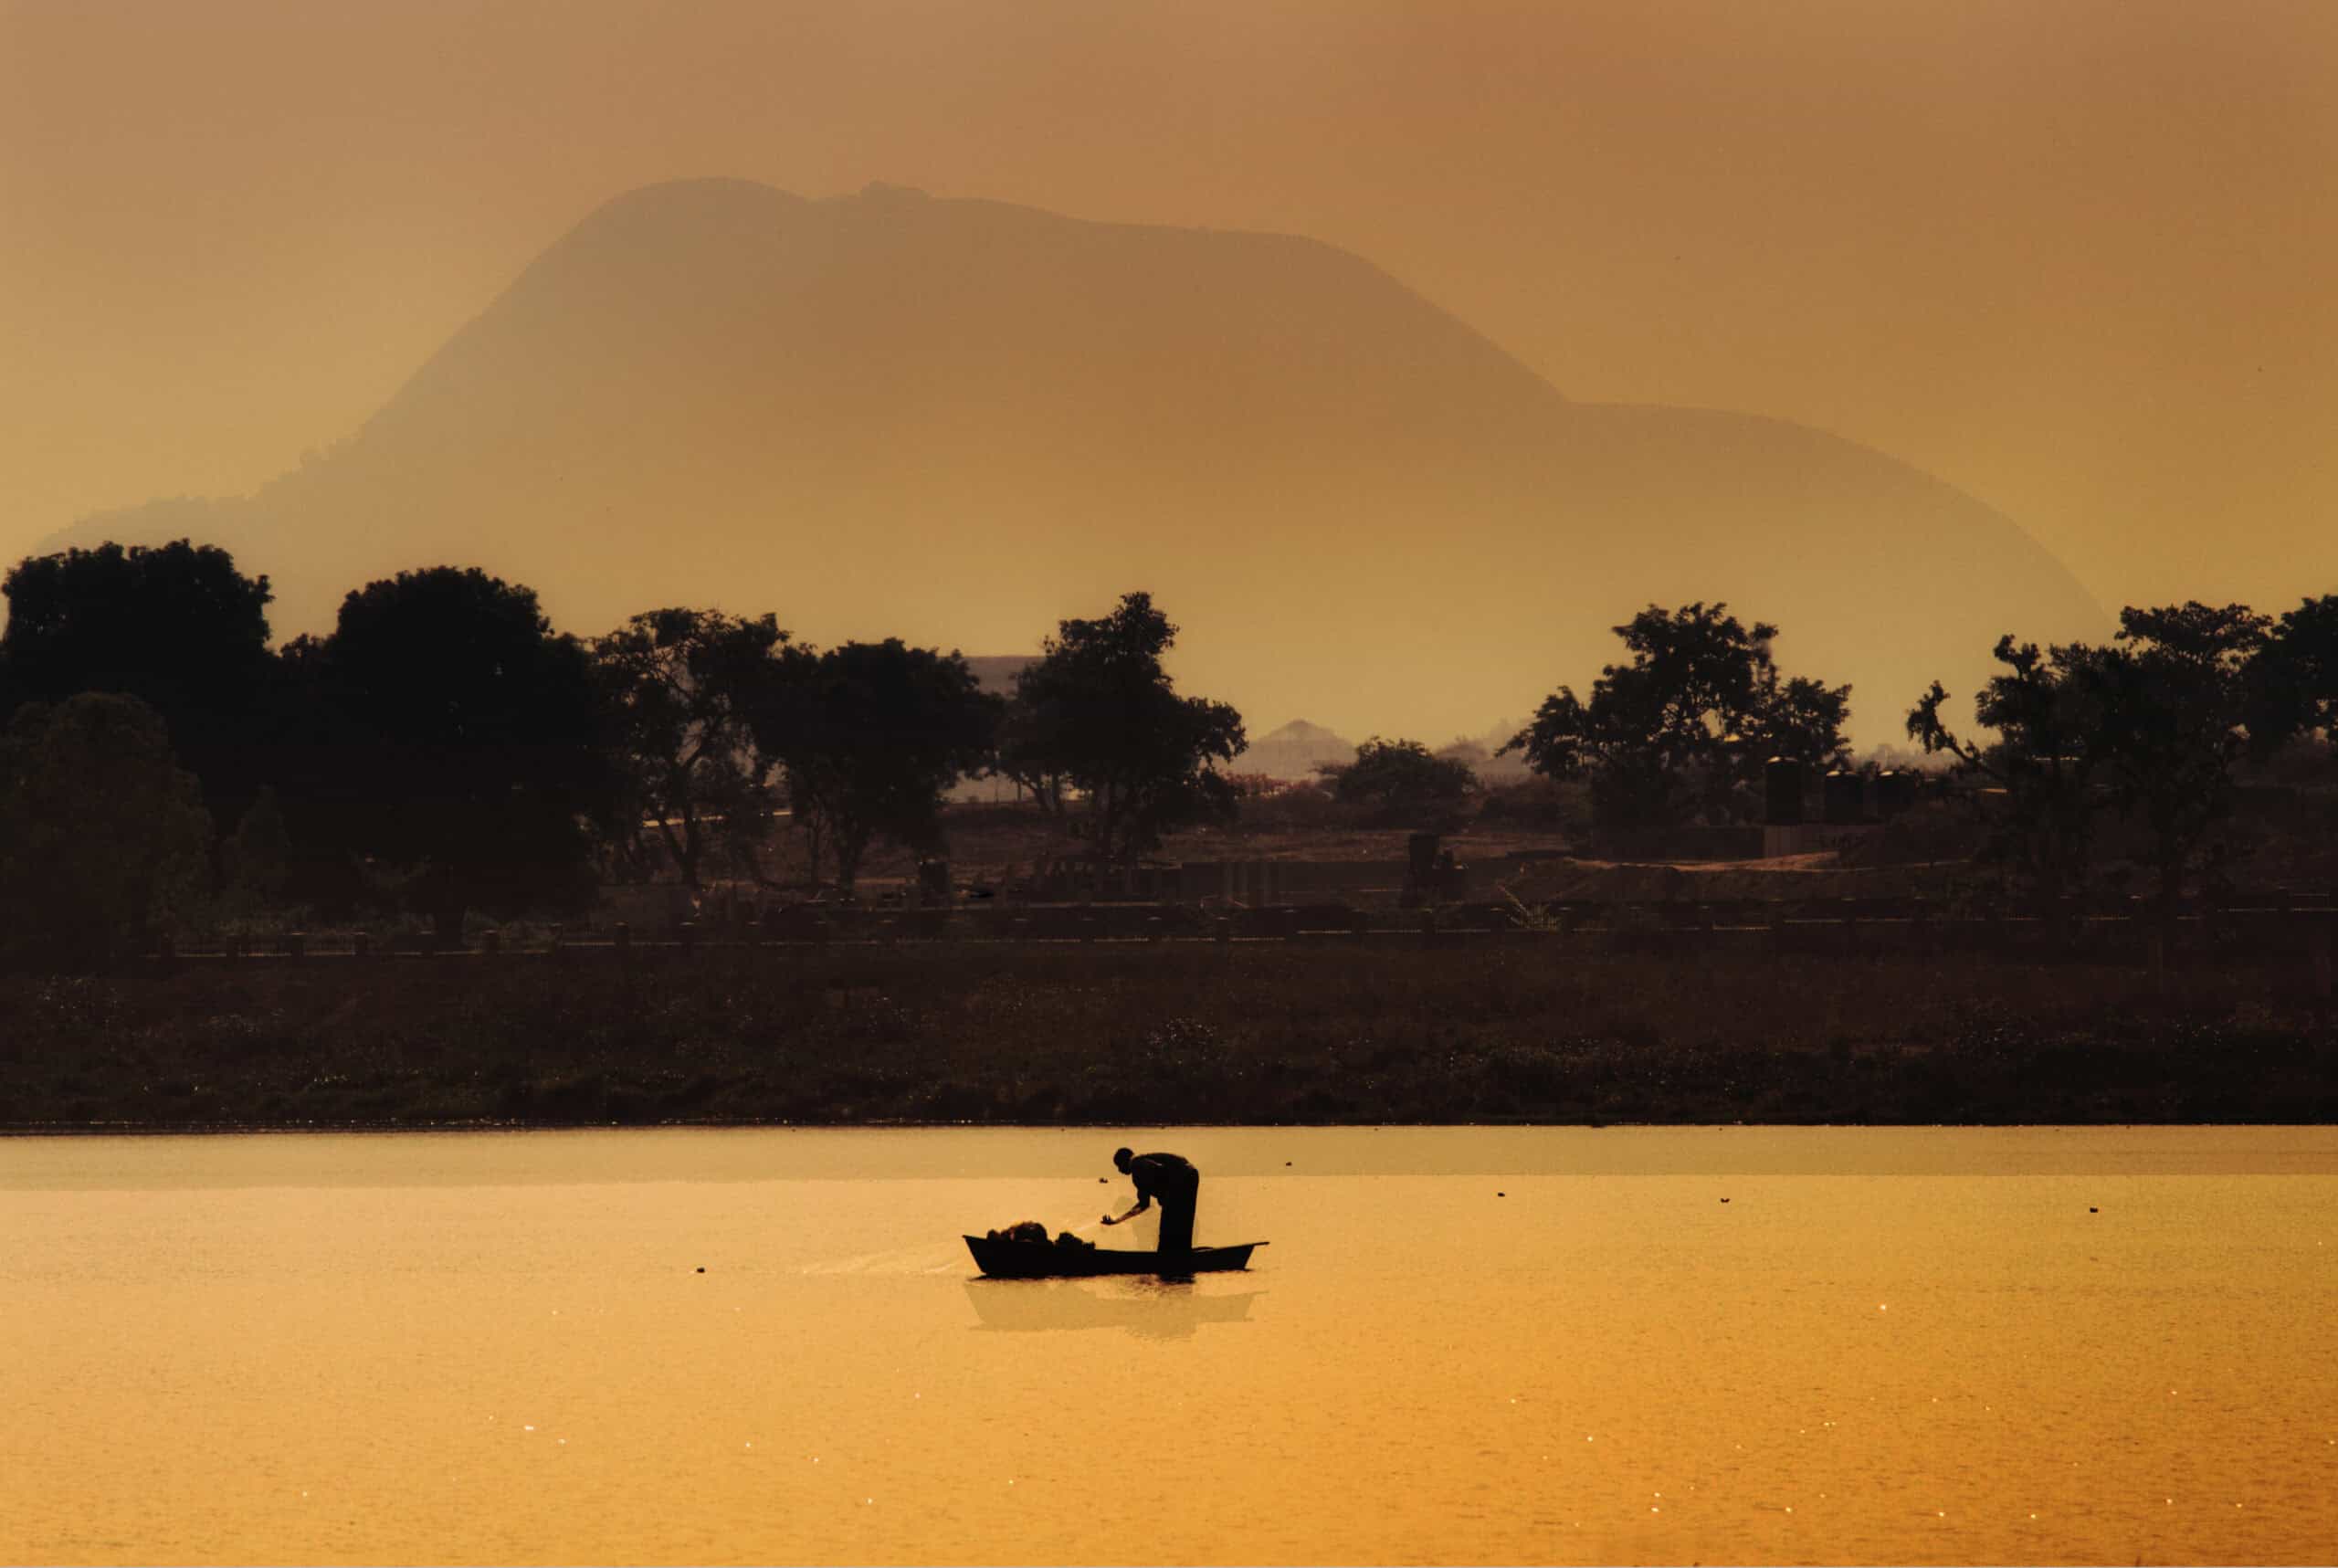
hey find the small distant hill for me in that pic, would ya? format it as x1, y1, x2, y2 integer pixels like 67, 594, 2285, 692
38, 178, 2105, 741
1237, 719, 1357, 782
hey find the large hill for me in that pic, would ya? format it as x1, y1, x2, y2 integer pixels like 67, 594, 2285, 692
43, 179, 2102, 740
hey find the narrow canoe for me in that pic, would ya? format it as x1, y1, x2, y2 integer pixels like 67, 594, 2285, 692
964, 1236, 1266, 1278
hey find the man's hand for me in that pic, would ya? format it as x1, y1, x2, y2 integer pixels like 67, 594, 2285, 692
1100, 1214, 1118, 1226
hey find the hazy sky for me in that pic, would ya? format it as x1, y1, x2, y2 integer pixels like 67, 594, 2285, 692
5, 0, 2334, 624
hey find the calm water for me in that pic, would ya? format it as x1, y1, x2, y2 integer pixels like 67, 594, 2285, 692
5, 1126, 2336, 1565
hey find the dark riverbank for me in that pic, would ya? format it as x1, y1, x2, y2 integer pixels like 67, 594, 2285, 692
3, 943, 2332, 1130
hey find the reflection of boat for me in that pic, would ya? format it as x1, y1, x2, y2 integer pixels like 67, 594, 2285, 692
964, 1280, 1264, 1335
964, 1236, 1265, 1278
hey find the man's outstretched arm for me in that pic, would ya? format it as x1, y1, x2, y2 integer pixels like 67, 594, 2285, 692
1101, 1194, 1153, 1226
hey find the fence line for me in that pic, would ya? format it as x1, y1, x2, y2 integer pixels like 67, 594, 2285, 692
148, 896, 2338, 989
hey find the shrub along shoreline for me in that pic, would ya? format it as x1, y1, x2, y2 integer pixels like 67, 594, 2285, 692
2, 944, 2332, 1131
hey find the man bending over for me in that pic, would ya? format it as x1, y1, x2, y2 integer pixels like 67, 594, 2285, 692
1102, 1147, 1201, 1254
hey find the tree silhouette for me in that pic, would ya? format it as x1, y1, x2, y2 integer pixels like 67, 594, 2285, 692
0, 693, 211, 970
220, 785, 293, 910
315, 567, 605, 938
1907, 635, 2111, 905
0, 539, 274, 830
2091, 603, 2267, 910
1914, 607, 2270, 911
764, 640, 1000, 894
1000, 593, 1245, 866
1503, 603, 1849, 827
592, 608, 793, 889
1319, 736, 1476, 820
2248, 594, 2338, 752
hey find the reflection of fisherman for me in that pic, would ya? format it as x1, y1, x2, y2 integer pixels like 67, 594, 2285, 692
1101, 1147, 1201, 1254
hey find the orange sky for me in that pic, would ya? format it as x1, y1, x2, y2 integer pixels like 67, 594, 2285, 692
5, 0, 2335, 624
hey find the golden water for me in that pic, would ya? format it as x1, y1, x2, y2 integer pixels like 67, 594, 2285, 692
5, 1127, 2335, 1564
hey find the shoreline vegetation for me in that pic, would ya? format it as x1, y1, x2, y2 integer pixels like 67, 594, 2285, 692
5, 944, 2332, 1132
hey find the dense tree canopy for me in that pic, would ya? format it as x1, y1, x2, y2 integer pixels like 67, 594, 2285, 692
1912, 605, 2274, 909
1320, 736, 1477, 818
765, 639, 1000, 893
0, 539, 276, 827
999, 592, 1245, 865
1503, 603, 1849, 828
314, 567, 606, 934
220, 785, 294, 910
2090, 603, 2266, 908
2249, 594, 2338, 751
592, 607, 792, 888
0, 693, 211, 970
5, 529, 2332, 956
1908, 635, 2111, 903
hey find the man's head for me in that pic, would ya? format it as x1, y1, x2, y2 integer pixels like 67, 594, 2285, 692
1112, 1147, 1133, 1172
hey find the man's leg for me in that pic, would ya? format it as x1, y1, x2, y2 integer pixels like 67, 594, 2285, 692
1157, 1173, 1198, 1254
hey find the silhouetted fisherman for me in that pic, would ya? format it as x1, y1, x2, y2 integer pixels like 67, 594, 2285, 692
1102, 1147, 1201, 1254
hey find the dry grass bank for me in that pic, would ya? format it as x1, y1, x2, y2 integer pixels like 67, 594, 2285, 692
3, 942, 2331, 1130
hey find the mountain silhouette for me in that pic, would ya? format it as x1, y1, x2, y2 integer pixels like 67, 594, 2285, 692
45, 177, 2102, 739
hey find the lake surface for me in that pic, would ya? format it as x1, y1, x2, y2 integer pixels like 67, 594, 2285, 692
5, 1126, 2336, 1565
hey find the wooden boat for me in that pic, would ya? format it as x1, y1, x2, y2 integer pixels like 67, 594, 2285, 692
964, 1235, 1265, 1278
